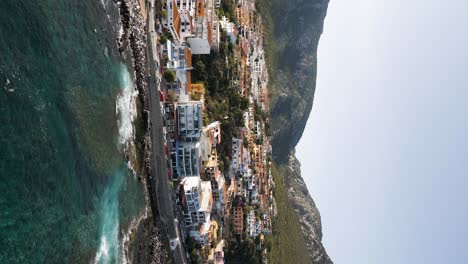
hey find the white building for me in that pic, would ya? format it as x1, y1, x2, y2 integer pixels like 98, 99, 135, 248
162, 40, 192, 70
182, 178, 214, 246
219, 16, 236, 44
173, 141, 201, 178
199, 180, 213, 221
163, 0, 183, 44
187, 0, 219, 54
181, 176, 202, 227
177, 101, 203, 140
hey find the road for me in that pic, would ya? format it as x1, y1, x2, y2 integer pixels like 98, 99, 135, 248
146, 1, 188, 263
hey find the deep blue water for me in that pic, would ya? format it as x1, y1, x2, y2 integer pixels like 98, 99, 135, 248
0, 1, 146, 263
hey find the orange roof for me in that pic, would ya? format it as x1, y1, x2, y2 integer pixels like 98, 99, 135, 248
187, 72, 192, 93
185, 47, 192, 68
173, 0, 181, 38
208, 21, 213, 45
196, 0, 205, 18
241, 41, 248, 57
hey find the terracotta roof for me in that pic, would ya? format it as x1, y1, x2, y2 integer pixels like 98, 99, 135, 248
196, 0, 205, 18
186, 72, 192, 93
185, 47, 192, 68
173, 0, 181, 38
208, 21, 213, 45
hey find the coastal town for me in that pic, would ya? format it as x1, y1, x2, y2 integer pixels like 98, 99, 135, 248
144, 0, 274, 262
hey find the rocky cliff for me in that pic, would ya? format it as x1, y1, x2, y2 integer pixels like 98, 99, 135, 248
280, 152, 332, 263
263, 0, 329, 163
258, 0, 333, 262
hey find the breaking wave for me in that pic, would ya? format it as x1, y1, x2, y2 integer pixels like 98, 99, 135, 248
116, 64, 138, 148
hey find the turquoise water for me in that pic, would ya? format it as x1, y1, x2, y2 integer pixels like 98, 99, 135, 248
0, 1, 146, 263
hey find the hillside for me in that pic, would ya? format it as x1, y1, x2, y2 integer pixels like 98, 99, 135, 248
257, 0, 333, 263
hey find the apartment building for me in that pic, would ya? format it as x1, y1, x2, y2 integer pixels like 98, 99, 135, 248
177, 101, 203, 140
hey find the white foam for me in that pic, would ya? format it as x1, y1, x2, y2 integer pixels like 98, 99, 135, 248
94, 171, 123, 264
116, 65, 138, 148
4, 78, 14, 92
94, 236, 110, 263
99, 0, 106, 10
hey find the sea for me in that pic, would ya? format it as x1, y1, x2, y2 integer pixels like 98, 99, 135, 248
0, 1, 146, 263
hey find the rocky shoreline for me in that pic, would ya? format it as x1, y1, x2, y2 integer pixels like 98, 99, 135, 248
113, 0, 169, 262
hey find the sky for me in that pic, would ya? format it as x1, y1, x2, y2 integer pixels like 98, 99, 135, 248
296, 0, 468, 263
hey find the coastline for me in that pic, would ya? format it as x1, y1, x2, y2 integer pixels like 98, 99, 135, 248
113, 0, 170, 262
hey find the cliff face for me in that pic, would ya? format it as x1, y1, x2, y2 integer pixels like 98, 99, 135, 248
259, 0, 332, 262
266, 0, 330, 164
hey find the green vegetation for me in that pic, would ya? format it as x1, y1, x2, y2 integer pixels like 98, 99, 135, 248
254, 102, 267, 122
267, 163, 312, 264
225, 237, 259, 264
164, 69, 176, 82
160, 33, 168, 43
192, 30, 247, 174
218, 0, 237, 24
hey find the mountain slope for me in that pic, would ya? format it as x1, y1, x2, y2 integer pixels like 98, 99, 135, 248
258, 0, 333, 262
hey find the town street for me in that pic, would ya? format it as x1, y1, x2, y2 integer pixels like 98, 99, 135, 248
146, 1, 187, 263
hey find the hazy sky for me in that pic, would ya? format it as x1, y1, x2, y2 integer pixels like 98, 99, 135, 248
296, 0, 468, 263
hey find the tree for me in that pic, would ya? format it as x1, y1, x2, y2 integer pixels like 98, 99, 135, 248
194, 60, 207, 82
240, 97, 249, 111
164, 70, 176, 83
160, 33, 168, 43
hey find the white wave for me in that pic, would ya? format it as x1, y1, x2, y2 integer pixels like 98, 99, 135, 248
94, 236, 110, 264
116, 65, 138, 148
118, 24, 124, 41
94, 170, 124, 264
4, 77, 14, 92
99, 0, 106, 10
